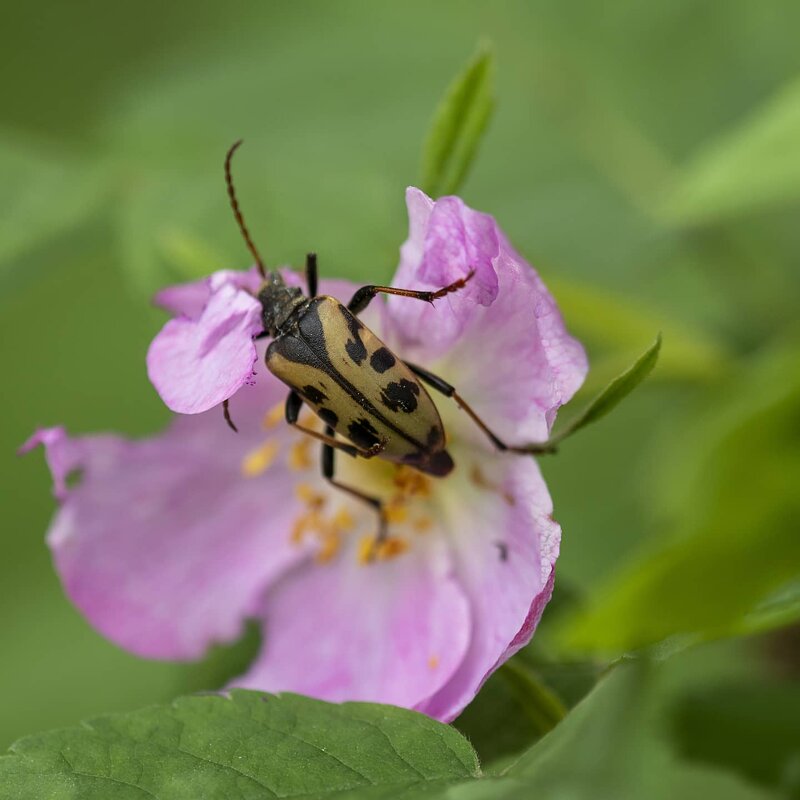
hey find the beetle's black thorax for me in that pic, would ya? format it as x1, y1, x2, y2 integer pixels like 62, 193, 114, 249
257, 272, 308, 337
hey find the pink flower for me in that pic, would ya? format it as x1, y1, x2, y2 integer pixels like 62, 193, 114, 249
23, 188, 587, 722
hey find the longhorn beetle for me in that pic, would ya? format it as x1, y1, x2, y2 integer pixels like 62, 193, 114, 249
223, 141, 552, 545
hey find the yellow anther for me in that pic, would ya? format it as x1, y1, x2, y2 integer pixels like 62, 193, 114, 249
240, 441, 279, 478
316, 526, 344, 563
384, 503, 408, 524
291, 509, 326, 543
288, 438, 313, 471
262, 402, 285, 429
427, 655, 440, 670
375, 536, 409, 561
357, 535, 377, 565
332, 507, 354, 531
393, 466, 431, 498
413, 516, 433, 534
296, 483, 326, 509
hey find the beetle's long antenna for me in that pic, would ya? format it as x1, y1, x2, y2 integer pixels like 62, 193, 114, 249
225, 140, 266, 278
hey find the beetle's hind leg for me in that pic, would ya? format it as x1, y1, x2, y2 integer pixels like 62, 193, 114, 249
405, 362, 556, 455
321, 425, 388, 551
347, 269, 475, 316
285, 390, 383, 458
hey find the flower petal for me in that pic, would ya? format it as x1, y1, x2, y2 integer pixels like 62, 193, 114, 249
147, 282, 263, 414
386, 189, 587, 442
387, 188, 500, 354
154, 267, 262, 319
23, 374, 308, 661
416, 451, 560, 722
233, 535, 471, 710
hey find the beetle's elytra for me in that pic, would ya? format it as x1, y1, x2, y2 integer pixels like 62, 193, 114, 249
223, 141, 552, 546
266, 294, 454, 477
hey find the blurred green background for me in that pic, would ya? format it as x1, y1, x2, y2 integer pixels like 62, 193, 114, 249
2, 1, 799, 796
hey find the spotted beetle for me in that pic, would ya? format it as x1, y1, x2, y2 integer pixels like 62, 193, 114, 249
224, 141, 552, 543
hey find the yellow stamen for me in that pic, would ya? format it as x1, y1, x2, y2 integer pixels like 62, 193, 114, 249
413, 516, 433, 534
291, 510, 319, 544
375, 536, 409, 561
384, 503, 408, 524
315, 529, 341, 563
288, 438, 313, 471
332, 507, 354, 531
427, 655, 440, 670
393, 466, 431, 498
262, 402, 285, 429
240, 441, 279, 478
357, 535, 377, 565
296, 483, 326, 509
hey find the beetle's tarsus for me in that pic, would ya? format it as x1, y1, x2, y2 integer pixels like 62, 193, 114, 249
222, 399, 238, 433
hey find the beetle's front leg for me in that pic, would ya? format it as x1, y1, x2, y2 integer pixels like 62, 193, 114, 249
404, 362, 556, 455
347, 269, 475, 316
321, 425, 387, 549
285, 391, 383, 458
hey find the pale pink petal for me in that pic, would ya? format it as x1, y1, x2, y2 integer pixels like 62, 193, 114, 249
147, 283, 263, 414
233, 533, 471, 708
387, 188, 500, 354
154, 267, 262, 318
385, 188, 587, 442
23, 371, 309, 660
415, 450, 560, 722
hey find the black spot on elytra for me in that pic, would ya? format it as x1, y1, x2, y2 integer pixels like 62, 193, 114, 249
348, 417, 381, 449
318, 408, 339, 427
302, 385, 327, 405
380, 379, 420, 413
340, 305, 367, 365
370, 347, 396, 374
427, 425, 443, 448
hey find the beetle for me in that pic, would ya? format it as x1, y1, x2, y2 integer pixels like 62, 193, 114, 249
223, 141, 552, 544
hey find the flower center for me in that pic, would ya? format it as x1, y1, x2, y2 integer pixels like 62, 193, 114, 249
240, 403, 438, 565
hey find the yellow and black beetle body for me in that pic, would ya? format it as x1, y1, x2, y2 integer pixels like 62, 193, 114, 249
223, 140, 553, 545
265, 289, 454, 477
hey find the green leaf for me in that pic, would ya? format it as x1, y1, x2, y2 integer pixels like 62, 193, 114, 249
454, 656, 568, 773
672, 678, 800, 797
0, 691, 480, 800
420, 45, 495, 197
661, 76, 800, 225
504, 661, 776, 800
558, 341, 800, 654
550, 334, 661, 446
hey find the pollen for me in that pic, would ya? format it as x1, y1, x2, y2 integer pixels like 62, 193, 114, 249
288, 438, 313, 471
384, 503, 408, 524
356, 533, 411, 563
375, 536, 410, 561
262, 402, 285, 429
295, 482, 326, 509
413, 516, 433, 534
332, 507, 354, 531
315, 529, 342, 563
393, 466, 431, 498
240, 441, 279, 478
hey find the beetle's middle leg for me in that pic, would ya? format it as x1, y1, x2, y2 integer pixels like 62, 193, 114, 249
347, 269, 475, 315
285, 391, 382, 458
321, 425, 388, 546
404, 362, 556, 455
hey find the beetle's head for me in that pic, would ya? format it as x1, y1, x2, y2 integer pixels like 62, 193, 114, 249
257, 271, 306, 337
